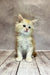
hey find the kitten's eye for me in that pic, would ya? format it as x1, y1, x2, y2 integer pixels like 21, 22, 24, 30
28, 26, 31, 29
23, 25, 26, 27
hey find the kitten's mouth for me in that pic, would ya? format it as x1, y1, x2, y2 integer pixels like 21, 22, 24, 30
25, 30, 28, 32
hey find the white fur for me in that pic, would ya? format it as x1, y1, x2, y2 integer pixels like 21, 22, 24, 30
16, 35, 34, 62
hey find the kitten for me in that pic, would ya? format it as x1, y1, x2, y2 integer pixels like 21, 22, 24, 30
15, 14, 37, 62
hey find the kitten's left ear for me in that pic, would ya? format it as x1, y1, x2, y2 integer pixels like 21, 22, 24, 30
31, 19, 37, 24
18, 14, 23, 22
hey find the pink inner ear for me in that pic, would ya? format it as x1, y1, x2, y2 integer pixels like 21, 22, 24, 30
18, 15, 23, 22
19, 17, 22, 22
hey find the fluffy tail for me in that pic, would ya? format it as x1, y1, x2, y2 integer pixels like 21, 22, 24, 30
32, 47, 37, 57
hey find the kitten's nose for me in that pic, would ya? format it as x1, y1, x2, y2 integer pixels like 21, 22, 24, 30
26, 28, 28, 32
26, 28, 28, 30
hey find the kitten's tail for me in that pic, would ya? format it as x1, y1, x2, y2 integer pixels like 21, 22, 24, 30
32, 47, 37, 57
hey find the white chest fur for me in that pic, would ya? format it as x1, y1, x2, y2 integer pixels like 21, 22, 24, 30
17, 35, 32, 51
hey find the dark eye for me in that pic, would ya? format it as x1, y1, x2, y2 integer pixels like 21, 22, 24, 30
23, 25, 26, 27
28, 26, 31, 29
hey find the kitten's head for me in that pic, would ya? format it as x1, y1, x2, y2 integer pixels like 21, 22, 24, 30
15, 14, 37, 36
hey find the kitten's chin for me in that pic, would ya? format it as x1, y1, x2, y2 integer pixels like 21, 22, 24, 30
22, 32, 31, 36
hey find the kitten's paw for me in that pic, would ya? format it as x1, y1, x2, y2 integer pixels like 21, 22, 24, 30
26, 57, 32, 62
16, 57, 22, 61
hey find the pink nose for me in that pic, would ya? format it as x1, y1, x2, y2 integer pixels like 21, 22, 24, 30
26, 28, 28, 30
26, 28, 28, 32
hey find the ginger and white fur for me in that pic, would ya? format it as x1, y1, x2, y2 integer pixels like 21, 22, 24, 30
15, 14, 37, 62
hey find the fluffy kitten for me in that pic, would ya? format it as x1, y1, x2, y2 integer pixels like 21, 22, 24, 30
15, 14, 37, 62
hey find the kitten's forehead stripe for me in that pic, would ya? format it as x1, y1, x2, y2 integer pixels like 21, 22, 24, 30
24, 19, 31, 24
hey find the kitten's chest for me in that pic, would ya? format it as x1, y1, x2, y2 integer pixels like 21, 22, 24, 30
17, 36, 32, 49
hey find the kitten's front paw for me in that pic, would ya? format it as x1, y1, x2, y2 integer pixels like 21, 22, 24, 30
16, 57, 22, 61
26, 57, 32, 62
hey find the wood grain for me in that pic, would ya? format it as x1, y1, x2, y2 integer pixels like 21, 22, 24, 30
0, 51, 19, 75
17, 59, 39, 75
43, 51, 50, 60
35, 52, 50, 75
0, 51, 50, 75
0, 51, 13, 66
38, 52, 50, 64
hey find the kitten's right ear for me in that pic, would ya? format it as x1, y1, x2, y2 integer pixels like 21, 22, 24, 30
18, 14, 23, 22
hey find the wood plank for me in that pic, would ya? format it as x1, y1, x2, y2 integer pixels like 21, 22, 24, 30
0, 51, 3, 54
38, 52, 50, 64
0, 51, 13, 66
17, 59, 40, 75
35, 52, 50, 75
0, 51, 7, 55
43, 51, 50, 60
0, 51, 19, 75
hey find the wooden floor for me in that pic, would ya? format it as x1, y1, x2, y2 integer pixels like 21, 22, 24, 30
0, 51, 50, 75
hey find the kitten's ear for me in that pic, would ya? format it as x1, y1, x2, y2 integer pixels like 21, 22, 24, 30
31, 19, 37, 24
18, 14, 23, 22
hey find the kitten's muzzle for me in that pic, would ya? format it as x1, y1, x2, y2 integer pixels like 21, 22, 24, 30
25, 28, 28, 32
